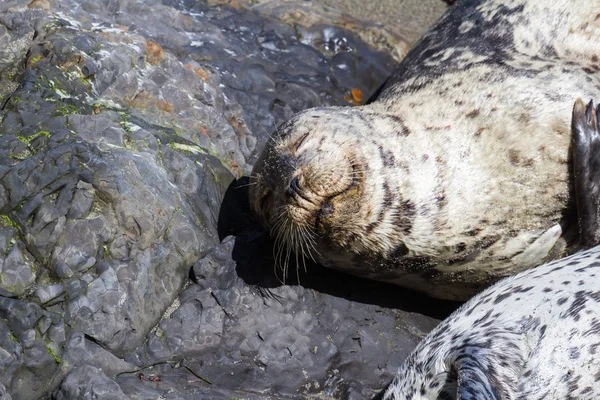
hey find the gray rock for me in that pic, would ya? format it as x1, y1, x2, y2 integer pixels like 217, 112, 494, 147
0, 246, 35, 296
128, 236, 442, 398
0, 0, 449, 398
0, 383, 11, 400
53, 365, 127, 400
67, 181, 94, 220
33, 284, 65, 304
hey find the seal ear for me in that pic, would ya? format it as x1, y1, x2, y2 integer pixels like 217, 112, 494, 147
571, 98, 600, 247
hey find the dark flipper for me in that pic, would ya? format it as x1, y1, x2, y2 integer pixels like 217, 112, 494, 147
572, 98, 600, 247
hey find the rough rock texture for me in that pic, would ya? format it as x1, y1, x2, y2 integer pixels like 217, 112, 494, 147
223, 0, 449, 52
0, 0, 454, 399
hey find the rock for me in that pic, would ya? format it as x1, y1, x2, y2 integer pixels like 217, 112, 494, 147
0, 246, 35, 296
33, 284, 64, 304
53, 365, 127, 400
0, 0, 450, 398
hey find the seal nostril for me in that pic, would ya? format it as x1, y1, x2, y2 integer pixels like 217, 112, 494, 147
286, 176, 301, 196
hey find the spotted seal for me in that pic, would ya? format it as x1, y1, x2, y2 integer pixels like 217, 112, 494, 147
382, 243, 600, 399
248, 0, 600, 300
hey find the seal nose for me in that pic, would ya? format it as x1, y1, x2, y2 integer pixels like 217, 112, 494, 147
286, 176, 301, 197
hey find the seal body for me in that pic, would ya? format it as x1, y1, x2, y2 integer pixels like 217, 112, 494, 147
249, 0, 600, 300
382, 245, 600, 400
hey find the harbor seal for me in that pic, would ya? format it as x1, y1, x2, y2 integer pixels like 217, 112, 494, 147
382, 243, 600, 400
248, 0, 600, 300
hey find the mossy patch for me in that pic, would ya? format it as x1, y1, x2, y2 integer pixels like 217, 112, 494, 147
17, 130, 51, 145
46, 345, 61, 364
0, 215, 19, 229
168, 142, 207, 156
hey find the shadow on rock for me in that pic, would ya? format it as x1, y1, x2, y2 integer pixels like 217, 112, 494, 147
217, 177, 462, 321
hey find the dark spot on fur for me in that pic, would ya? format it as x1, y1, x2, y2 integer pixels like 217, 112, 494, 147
466, 227, 482, 236
509, 149, 520, 165
383, 182, 395, 208
581, 387, 593, 394
466, 109, 480, 118
390, 242, 409, 258
378, 145, 396, 167
386, 114, 404, 125
394, 200, 416, 235
425, 125, 452, 131
436, 188, 448, 208
569, 347, 581, 359
474, 236, 499, 250
384, 114, 411, 136
494, 292, 511, 304
365, 183, 395, 234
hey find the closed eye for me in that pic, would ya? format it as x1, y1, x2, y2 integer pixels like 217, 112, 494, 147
294, 132, 310, 152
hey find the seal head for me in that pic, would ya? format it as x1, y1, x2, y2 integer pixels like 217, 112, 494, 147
250, 107, 413, 273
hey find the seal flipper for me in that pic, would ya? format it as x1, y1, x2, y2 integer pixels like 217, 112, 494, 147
452, 329, 526, 400
572, 99, 600, 247
454, 357, 503, 400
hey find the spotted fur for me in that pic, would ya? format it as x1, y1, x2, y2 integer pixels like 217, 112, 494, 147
249, 0, 600, 300
384, 245, 600, 400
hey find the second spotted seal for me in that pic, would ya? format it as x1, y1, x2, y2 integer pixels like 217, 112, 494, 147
382, 244, 600, 399
249, 0, 600, 300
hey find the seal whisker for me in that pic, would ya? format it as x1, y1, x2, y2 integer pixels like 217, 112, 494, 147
235, 181, 258, 188
295, 225, 309, 273
294, 227, 302, 282
300, 225, 320, 261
